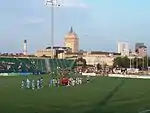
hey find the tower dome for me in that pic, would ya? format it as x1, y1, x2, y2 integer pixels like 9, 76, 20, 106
64, 27, 79, 53
65, 27, 78, 39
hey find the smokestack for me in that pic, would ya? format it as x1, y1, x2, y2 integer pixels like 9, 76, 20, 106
23, 40, 27, 55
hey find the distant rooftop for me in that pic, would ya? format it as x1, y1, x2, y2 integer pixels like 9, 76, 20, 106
90, 51, 121, 55
138, 45, 147, 48
46, 46, 71, 50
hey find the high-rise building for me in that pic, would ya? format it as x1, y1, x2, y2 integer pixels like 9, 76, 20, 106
117, 42, 129, 56
23, 40, 27, 55
137, 46, 147, 57
135, 42, 147, 57
64, 27, 79, 53
135, 43, 145, 51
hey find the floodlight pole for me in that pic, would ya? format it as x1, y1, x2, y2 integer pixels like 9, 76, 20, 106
45, 0, 61, 58
51, 2, 54, 59
147, 47, 149, 70
129, 57, 132, 69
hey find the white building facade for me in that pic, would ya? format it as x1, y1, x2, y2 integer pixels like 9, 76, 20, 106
118, 42, 129, 56
83, 54, 115, 66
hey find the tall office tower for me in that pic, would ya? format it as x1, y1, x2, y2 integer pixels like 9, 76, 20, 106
135, 43, 145, 52
118, 42, 129, 56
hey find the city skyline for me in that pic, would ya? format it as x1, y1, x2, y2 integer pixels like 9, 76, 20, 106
0, 0, 150, 53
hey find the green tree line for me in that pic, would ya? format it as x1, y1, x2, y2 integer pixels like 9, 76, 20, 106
113, 56, 150, 70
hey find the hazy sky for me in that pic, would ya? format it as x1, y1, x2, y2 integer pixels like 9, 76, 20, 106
0, 0, 150, 53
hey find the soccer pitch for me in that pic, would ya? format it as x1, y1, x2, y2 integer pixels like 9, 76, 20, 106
0, 75, 150, 113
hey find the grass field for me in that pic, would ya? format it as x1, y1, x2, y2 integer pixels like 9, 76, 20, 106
0, 75, 150, 113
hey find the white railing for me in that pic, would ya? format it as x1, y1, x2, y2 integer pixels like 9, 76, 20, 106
108, 74, 150, 79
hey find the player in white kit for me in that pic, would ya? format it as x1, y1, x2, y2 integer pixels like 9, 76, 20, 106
37, 79, 40, 89
21, 80, 25, 89
72, 79, 75, 86
49, 79, 53, 87
26, 78, 30, 89
40, 77, 43, 89
79, 78, 82, 84
32, 80, 35, 90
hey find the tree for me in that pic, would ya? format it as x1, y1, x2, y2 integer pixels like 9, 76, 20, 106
103, 63, 107, 69
76, 57, 86, 68
122, 56, 130, 68
82, 59, 86, 68
148, 57, 150, 67
113, 57, 122, 67
113, 56, 129, 68
113, 56, 150, 70
97, 63, 102, 70
143, 56, 149, 69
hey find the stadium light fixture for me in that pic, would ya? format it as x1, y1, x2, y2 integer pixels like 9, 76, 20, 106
45, 0, 62, 58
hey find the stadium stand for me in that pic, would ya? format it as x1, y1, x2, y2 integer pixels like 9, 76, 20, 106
0, 57, 76, 74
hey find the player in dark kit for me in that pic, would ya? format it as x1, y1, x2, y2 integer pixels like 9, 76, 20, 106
86, 75, 90, 83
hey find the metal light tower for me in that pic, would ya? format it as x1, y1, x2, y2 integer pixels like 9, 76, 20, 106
45, 0, 62, 58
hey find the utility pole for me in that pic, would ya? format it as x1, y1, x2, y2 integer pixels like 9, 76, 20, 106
136, 57, 138, 69
130, 58, 132, 68
142, 57, 144, 70
147, 47, 149, 70
45, 0, 62, 58
129, 56, 132, 69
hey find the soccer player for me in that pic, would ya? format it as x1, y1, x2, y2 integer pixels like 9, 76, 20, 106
26, 78, 30, 89
54, 78, 57, 86
72, 79, 75, 86
86, 75, 90, 83
40, 77, 43, 89
49, 79, 53, 87
32, 80, 35, 90
67, 79, 70, 86
56, 78, 60, 87
76, 78, 79, 85
53, 78, 57, 87
79, 78, 82, 84
37, 79, 40, 89
21, 80, 25, 89
68, 78, 72, 86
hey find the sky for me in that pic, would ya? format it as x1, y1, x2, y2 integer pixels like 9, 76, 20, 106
0, 0, 150, 53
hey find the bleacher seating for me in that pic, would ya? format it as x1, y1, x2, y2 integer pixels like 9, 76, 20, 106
0, 57, 76, 73
48, 59, 76, 71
